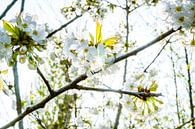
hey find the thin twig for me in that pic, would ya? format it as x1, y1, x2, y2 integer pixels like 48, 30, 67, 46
75, 86, 162, 98
0, 0, 18, 20
113, 27, 182, 64
175, 117, 195, 129
170, 45, 181, 124
32, 113, 47, 129
129, 2, 145, 13
114, 103, 122, 129
143, 38, 171, 72
184, 46, 195, 129
46, 14, 82, 38
19, 0, 25, 16
104, 0, 125, 9
37, 67, 54, 95
0, 27, 180, 129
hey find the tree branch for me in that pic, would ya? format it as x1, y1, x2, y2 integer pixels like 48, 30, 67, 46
184, 46, 195, 128
129, 2, 145, 13
0, 0, 18, 20
19, 0, 25, 16
113, 27, 182, 64
37, 67, 54, 95
104, 0, 125, 9
0, 74, 87, 129
75, 86, 162, 98
143, 38, 171, 72
46, 14, 82, 38
0, 27, 180, 129
32, 112, 47, 129
114, 103, 122, 129
13, 62, 24, 129
170, 45, 181, 124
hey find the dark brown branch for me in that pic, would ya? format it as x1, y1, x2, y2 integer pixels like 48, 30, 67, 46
75, 86, 162, 98
184, 46, 195, 129
0, 27, 180, 129
37, 67, 54, 95
19, 0, 25, 16
143, 38, 171, 72
0, 74, 87, 129
113, 27, 182, 64
0, 0, 18, 20
175, 118, 195, 129
33, 112, 47, 129
46, 15, 82, 38
114, 103, 122, 129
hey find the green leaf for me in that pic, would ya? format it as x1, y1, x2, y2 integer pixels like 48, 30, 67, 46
95, 20, 102, 44
152, 101, 158, 111
190, 34, 195, 46
21, 100, 27, 108
103, 36, 119, 47
0, 69, 8, 74
190, 39, 195, 45
149, 81, 158, 92
3, 20, 19, 38
89, 32, 94, 45
148, 105, 152, 114
142, 109, 145, 115
83, 119, 92, 127
0, 78, 4, 91
154, 98, 163, 104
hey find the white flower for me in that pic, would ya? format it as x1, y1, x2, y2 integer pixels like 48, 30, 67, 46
12, 14, 47, 44
162, 0, 195, 29
63, 33, 80, 59
30, 25, 47, 43
0, 31, 12, 61
23, 14, 37, 26
0, 31, 11, 44
0, 43, 12, 61
88, 44, 106, 71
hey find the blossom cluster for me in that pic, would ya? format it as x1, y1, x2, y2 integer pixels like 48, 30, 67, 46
0, 14, 47, 69
162, 0, 195, 29
63, 33, 121, 76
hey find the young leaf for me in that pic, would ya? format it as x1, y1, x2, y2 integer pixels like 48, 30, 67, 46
0, 69, 8, 74
190, 39, 195, 45
147, 104, 152, 114
152, 101, 158, 111
3, 20, 19, 38
95, 20, 102, 44
154, 98, 163, 104
190, 34, 195, 46
103, 36, 119, 47
89, 32, 94, 45
142, 109, 145, 115
149, 81, 158, 92
0, 78, 4, 91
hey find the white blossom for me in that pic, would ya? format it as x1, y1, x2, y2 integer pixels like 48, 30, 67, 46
30, 25, 47, 44
0, 31, 12, 61
63, 33, 80, 59
162, 0, 195, 29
